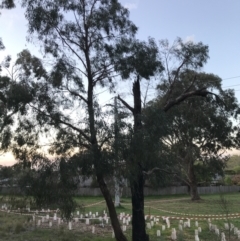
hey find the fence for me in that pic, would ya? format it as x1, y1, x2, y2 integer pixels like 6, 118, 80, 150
75, 185, 240, 196
1, 185, 239, 196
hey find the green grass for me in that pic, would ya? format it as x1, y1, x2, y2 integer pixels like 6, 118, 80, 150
1, 193, 240, 240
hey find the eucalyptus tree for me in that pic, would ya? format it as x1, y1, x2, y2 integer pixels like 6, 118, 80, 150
150, 70, 239, 200
5, 1, 140, 240
115, 37, 223, 240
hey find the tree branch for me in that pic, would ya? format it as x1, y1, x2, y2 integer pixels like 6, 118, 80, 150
163, 88, 219, 112
66, 86, 88, 104
143, 167, 177, 176
29, 104, 91, 143
117, 95, 134, 113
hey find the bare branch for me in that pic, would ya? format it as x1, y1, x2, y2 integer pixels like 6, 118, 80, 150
65, 86, 88, 104
117, 95, 134, 113
29, 104, 91, 143
143, 167, 177, 176
163, 88, 219, 112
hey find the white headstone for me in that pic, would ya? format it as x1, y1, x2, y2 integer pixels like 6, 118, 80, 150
157, 230, 161, 237
221, 232, 226, 241
77, 211, 79, 215
187, 219, 190, 228
86, 218, 90, 225
171, 228, 177, 240
195, 221, 198, 227
92, 226, 95, 234
162, 225, 165, 231
54, 213, 57, 221
68, 222, 72, 230
195, 235, 199, 241
166, 218, 170, 228
49, 221, 52, 227
147, 223, 151, 229
224, 223, 229, 230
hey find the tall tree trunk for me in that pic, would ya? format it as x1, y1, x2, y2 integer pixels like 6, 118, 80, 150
97, 173, 128, 241
189, 182, 200, 201
87, 67, 127, 240
131, 77, 149, 241
131, 170, 149, 241
188, 160, 200, 201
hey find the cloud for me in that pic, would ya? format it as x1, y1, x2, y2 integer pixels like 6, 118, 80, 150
124, 2, 138, 10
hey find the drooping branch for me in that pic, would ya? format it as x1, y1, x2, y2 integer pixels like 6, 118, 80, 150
117, 95, 134, 113
29, 104, 91, 143
163, 88, 219, 112
66, 87, 88, 104
143, 167, 177, 176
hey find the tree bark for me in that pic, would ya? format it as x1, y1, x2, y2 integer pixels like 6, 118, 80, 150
86, 56, 127, 240
97, 173, 128, 241
130, 77, 149, 241
131, 170, 149, 241
188, 160, 201, 201
189, 182, 200, 201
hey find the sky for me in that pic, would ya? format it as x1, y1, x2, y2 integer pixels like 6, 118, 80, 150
0, 0, 240, 165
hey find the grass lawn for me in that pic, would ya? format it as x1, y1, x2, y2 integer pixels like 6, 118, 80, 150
0, 193, 240, 240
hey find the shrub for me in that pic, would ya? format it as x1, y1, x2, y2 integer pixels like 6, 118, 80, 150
231, 175, 240, 185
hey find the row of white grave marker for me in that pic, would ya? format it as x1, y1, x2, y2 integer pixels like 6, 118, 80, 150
3, 204, 240, 240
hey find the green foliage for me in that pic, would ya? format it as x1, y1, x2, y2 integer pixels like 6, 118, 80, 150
231, 174, 240, 185
18, 158, 80, 220
226, 155, 240, 170
224, 176, 233, 185
0, 0, 15, 9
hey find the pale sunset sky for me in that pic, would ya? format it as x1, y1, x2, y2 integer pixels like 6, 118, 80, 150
0, 0, 240, 165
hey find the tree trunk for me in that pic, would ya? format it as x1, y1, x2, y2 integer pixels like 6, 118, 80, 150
188, 160, 200, 201
131, 170, 149, 241
189, 182, 200, 201
97, 174, 128, 241
130, 77, 149, 241
87, 69, 127, 241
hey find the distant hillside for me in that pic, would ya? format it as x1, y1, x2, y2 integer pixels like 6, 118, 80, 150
226, 155, 240, 172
